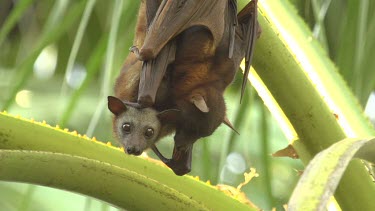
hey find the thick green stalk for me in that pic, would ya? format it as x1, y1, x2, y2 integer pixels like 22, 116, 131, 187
252, 1, 375, 210
0, 112, 255, 210
0, 150, 206, 210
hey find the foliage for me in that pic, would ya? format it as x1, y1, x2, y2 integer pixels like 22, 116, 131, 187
0, 0, 374, 210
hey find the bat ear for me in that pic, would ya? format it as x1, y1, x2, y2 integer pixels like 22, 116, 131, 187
157, 109, 180, 124
190, 94, 209, 113
107, 96, 127, 116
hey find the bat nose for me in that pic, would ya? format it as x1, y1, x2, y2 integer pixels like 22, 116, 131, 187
126, 146, 142, 156
126, 146, 135, 154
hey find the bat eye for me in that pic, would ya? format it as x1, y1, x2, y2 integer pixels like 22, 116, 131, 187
122, 123, 131, 134
144, 128, 154, 138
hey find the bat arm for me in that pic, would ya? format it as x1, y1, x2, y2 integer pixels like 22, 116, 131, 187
151, 141, 193, 176
151, 145, 171, 163
150, 111, 197, 176
167, 144, 193, 176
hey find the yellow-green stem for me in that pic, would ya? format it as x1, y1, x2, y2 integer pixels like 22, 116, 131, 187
251, 1, 375, 210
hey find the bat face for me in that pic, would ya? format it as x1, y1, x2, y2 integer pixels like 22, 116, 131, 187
114, 106, 162, 155
108, 96, 162, 155
108, 96, 180, 156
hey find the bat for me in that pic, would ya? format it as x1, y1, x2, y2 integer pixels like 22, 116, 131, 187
108, 0, 260, 175
132, 0, 260, 105
108, 0, 180, 159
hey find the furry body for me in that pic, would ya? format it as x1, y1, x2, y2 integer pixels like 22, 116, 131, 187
109, 0, 259, 175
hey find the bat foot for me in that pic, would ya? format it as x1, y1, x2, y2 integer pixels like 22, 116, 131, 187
130, 46, 154, 61
129, 46, 143, 60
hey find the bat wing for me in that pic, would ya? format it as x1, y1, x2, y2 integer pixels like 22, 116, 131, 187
138, 41, 176, 106
228, 0, 238, 58
236, 0, 260, 102
137, 0, 177, 107
137, 0, 260, 106
137, 0, 228, 61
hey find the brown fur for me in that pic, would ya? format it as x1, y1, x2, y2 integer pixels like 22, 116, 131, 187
111, 0, 258, 175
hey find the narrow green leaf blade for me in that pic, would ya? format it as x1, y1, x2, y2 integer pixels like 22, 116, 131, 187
0, 0, 34, 47
59, 35, 107, 127
288, 137, 375, 211
2, 0, 87, 110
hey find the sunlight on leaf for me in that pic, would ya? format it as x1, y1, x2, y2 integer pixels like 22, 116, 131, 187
288, 137, 375, 211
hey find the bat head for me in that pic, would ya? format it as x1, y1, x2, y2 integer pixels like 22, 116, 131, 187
107, 96, 179, 156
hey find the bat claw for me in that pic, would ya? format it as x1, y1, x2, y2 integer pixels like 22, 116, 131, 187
129, 46, 141, 58
129, 46, 154, 61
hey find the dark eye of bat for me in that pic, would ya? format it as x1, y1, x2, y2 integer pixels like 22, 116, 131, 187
122, 123, 131, 134
144, 128, 154, 138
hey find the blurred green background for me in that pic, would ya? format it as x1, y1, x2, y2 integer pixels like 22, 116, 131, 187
0, 0, 374, 210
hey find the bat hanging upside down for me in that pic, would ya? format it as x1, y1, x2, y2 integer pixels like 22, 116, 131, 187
108, 0, 261, 175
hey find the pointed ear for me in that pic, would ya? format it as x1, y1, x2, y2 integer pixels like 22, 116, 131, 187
190, 94, 209, 113
157, 109, 180, 124
107, 96, 127, 116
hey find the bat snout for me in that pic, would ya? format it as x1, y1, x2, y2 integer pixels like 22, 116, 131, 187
125, 146, 143, 156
